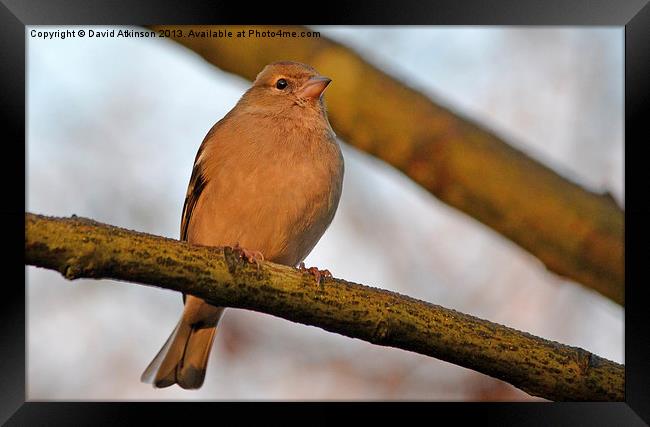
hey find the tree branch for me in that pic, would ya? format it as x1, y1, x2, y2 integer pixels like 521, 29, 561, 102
25, 213, 623, 401
147, 25, 624, 306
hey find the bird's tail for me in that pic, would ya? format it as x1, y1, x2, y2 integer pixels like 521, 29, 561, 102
141, 297, 224, 389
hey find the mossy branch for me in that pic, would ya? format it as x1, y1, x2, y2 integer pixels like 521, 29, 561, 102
147, 25, 624, 306
25, 213, 623, 401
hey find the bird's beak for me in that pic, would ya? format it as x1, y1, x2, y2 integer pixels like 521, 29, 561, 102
297, 76, 332, 100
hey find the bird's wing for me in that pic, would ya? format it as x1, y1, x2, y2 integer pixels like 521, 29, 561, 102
180, 121, 223, 242
180, 145, 208, 242
179, 131, 215, 305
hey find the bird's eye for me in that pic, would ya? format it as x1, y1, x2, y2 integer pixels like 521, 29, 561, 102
275, 78, 288, 90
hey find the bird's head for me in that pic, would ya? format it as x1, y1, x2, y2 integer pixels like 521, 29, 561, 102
240, 61, 332, 117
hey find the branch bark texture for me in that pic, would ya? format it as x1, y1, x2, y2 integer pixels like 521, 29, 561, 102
25, 213, 623, 401
148, 25, 624, 305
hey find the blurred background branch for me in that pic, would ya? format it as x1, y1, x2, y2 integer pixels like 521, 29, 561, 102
148, 25, 624, 306
25, 213, 624, 401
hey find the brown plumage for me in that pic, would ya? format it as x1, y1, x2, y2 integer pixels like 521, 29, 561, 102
141, 61, 344, 389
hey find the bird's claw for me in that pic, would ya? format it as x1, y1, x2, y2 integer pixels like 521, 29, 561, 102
233, 243, 264, 270
299, 262, 332, 285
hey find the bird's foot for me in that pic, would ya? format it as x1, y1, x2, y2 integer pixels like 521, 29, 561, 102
299, 262, 332, 285
233, 243, 264, 270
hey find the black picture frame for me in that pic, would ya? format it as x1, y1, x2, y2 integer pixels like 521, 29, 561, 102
3, 0, 648, 425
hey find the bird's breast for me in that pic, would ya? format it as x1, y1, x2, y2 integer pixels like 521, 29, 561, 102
187, 123, 343, 266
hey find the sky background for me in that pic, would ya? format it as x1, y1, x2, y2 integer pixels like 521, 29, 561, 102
27, 26, 623, 400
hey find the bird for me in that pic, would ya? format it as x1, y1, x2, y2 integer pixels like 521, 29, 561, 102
140, 61, 344, 389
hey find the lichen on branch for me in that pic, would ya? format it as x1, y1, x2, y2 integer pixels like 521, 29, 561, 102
25, 213, 624, 401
